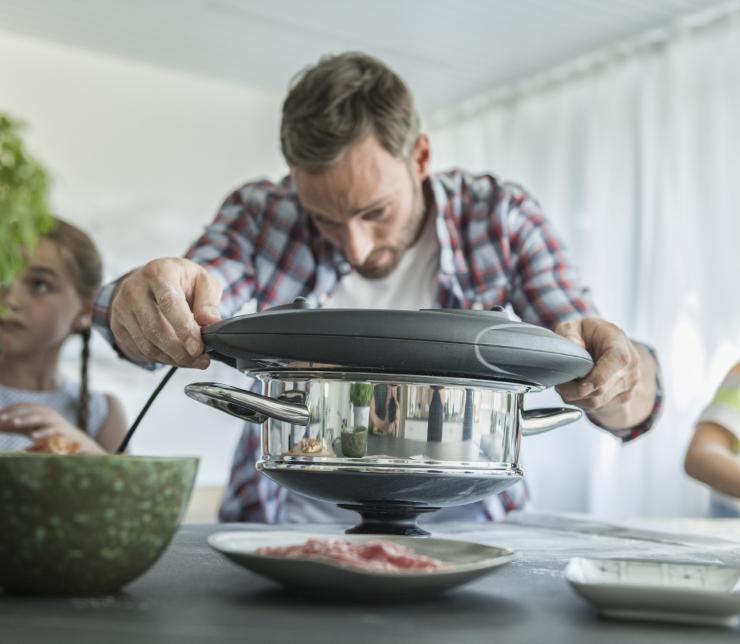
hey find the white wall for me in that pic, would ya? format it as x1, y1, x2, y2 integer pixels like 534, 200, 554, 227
0, 28, 287, 491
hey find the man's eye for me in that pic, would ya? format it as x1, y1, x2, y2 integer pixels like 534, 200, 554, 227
362, 209, 385, 221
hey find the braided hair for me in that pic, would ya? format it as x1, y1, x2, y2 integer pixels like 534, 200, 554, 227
78, 327, 92, 433
45, 220, 102, 433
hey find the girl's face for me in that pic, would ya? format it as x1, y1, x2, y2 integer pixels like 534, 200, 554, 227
0, 239, 89, 358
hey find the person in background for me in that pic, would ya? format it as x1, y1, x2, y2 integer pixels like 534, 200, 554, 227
92, 52, 662, 523
369, 384, 401, 435
0, 219, 126, 454
685, 363, 740, 517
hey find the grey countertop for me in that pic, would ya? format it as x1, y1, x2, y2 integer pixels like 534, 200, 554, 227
2, 514, 740, 644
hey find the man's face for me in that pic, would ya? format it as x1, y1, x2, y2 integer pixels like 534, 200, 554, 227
293, 134, 430, 279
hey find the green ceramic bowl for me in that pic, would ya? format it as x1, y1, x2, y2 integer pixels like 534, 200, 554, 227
0, 453, 198, 596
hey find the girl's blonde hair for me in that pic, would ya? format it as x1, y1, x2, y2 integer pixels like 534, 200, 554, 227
44, 219, 102, 433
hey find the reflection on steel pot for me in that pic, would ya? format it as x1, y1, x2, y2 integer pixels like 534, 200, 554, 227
185, 303, 593, 535
341, 426, 368, 458
186, 373, 582, 535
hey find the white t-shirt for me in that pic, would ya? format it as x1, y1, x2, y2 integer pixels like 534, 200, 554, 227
321, 210, 439, 311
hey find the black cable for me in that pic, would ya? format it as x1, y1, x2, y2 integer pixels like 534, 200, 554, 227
116, 366, 178, 454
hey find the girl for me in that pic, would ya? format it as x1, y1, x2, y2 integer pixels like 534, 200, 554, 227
684, 363, 740, 517
0, 219, 126, 453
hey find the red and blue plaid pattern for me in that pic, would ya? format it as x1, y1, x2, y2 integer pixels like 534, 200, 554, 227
93, 170, 662, 523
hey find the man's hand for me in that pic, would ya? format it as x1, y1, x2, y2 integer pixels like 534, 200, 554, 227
110, 258, 222, 368
554, 318, 657, 431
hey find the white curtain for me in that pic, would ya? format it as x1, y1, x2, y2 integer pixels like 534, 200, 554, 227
428, 11, 740, 518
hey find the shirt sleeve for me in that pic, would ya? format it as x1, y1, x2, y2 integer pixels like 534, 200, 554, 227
185, 184, 265, 319
91, 279, 125, 358
503, 184, 597, 326
217, 423, 285, 523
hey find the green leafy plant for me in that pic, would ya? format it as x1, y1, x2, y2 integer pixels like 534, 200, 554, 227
0, 114, 55, 292
350, 383, 373, 407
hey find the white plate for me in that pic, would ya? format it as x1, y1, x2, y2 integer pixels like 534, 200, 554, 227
565, 557, 740, 627
209, 531, 516, 598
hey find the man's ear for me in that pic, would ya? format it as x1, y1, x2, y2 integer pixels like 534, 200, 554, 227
411, 134, 431, 181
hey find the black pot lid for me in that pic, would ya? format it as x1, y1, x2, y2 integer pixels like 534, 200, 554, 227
202, 300, 593, 387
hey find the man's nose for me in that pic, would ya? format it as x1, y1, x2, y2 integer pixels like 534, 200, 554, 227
343, 221, 373, 266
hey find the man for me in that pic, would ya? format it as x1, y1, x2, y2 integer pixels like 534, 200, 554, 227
93, 52, 661, 523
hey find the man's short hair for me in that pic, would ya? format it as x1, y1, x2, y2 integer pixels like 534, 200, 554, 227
280, 52, 421, 172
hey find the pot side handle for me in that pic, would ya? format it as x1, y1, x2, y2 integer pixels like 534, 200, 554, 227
184, 382, 311, 426
521, 406, 583, 436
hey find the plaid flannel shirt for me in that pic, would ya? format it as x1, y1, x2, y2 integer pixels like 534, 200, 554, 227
93, 170, 663, 523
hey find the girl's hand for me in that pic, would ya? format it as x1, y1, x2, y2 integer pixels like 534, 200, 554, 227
0, 403, 105, 454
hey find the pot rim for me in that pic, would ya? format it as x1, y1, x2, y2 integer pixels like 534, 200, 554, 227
258, 460, 524, 477
252, 369, 541, 393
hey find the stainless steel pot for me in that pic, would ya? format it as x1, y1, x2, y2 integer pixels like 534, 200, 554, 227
186, 370, 582, 535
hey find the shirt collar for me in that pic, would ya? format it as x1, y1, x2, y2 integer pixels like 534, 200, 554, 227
427, 173, 470, 281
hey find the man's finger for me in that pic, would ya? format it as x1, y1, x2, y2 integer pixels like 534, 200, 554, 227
149, 276, 204, 359
119, 312, 180, 366
111, 316, 150, 364
118, 313, 210, 369
191, 270, 222, 327
555, 319, 586, 348
555, 381, 582, 402
557, 344, 634, 405
112, 302, 163, 362
560, 376, 628, 411
111, 279, 159, 362
577, 345, 632, 397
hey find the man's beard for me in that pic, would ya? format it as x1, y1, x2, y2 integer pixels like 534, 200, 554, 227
354, 179, 426, 280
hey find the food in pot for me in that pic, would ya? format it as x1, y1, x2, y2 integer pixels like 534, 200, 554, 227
256, 538, 446, 573
287, 436, 335, 457
25, 433, 81, 455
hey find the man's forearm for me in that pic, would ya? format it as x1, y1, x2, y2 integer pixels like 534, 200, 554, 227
588, 343, 658, 432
